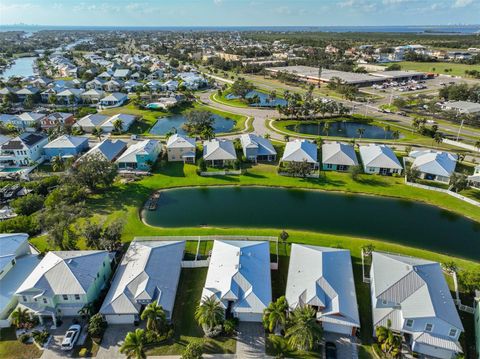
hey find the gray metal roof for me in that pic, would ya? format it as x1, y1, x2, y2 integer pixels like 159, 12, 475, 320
359, 144, 402, 169
410, 150, 457, 177
281, 139, 318, 163
166, 134, 196, 149
203, 139, 237, 161
84, 139, 127, 161
44, 135, 88, 149
322, 142, 358, 166
240, 134, 277, 157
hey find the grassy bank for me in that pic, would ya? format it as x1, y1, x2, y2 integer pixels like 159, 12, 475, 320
395, 61, 480, 78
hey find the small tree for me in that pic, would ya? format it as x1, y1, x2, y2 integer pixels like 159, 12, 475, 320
262, 296, 288, 333
198, 158, 207, 172
285, 160, 313, 178
449, 173, 468, 193
285, 306, 323, 352
458, 268, 480, 295
72, 154, 118, 192
140, 302, 167, 334
88, 313, 107, 339
120, 329, 147, 359
11, 194, 44, 216
349, 165, 362, 181
195, 296, 224, 336
182, 342, 204, 359
405, 166, 420, 183
376, 320, 402, 358
279, 230, 289, 242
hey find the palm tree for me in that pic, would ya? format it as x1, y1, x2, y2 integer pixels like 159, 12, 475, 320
323, 122, 330, 136
357, 127, 365, 139
262, 296, 288, 333
51, 155, 64, 172
113, 119, 124, 134
11, 307, 31, 328
92, 127, 104, 140
285, 306, 323, 352
120, 329, 147, 359
434, 132, 444, 148
195, 296, 224, 333
376, 321, 401, 358
140, 302, 166, 334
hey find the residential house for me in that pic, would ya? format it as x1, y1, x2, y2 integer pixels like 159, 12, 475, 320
100, 240, 185, 324
40, 112, 74, 130
98, 71, 112, 80
281, 139, 319, 169
81, 89, 105, 104
103, 80, 123, 93
166, 134, 196, 163
40, 87, 58, 102
116, 139, 161, 171
322, 142, 358, 171
0, 114, 22, 129
201, 240, 272, 322
475, 291, 480, 359
55, 88, 84, 105
73, 114, 109, 133
359, 144, 402, 175
112, 69, 131, 80
100, 113, 136, 133
85, 78, 106, 91
0, 87, 17, 101
240, 134, 276, 162
441, 101, 480, 115
16, 86, 39, 102
203, 139, 237, 167
467, 165, 480, 188
0, 133, 48, 166
82, 139, 127, 162
98, 92, 128, 108
16, 112, 46, 131
409, 150, 457, 183
0, 234, 40, 327
370, 252, 464, 359
15, 251, 112, 326
286, 244, 360, 335
43, 135, 89, 159
162, 80, 179, 91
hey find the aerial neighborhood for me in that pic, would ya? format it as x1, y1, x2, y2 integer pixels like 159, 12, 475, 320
0, 17, 479, 359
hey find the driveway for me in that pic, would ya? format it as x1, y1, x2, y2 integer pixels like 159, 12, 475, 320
41, 319, 87, 359
96, 325, 133, 359
236, 322, 266, 358
324, 332, 359, 359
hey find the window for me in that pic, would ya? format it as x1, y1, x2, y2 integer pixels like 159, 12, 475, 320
43, 298, 47, 304
405, 319, 414, 328
449, 328, 457, 337
74, 294, 80, 300
62, 294, 68, 300
381, 299, 387, 305
425, 323, 433, 332
22, 296, 27, 302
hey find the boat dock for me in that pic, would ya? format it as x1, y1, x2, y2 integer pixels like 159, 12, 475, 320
146, 192, 161, 210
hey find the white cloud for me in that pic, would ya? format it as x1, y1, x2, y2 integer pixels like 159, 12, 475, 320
453, 0, 473, 7
214, 0, 223, 5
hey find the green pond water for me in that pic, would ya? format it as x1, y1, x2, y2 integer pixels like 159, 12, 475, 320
142, 187, 480, 261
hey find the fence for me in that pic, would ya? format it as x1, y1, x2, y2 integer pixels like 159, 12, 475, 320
442, 138, 480, 152
405, 181, 480, 207
181, 259, 210, 268
0, 319, 11, 328
278, 172, 320, 178
200, 170, 242, 176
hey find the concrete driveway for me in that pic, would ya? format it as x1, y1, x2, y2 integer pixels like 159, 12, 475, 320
41, 319, 87, 359
324, 332, 359, 359
96, 325, 133, 359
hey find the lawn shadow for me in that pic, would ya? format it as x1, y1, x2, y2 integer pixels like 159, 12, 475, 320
155, 162, 186, 177
355, 177, 391, 187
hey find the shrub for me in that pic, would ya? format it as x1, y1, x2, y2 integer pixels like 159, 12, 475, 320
88, 313, 107, 338
145, 330, 161, 344
32, 330, 50, 346
182, 341, 204, 359
223, 318, 237, 335
19, 333, 31, 343
198, 158, 207, 172
11, 194, 44, 216
78, 348, 88, 357
233, 159, 241, 170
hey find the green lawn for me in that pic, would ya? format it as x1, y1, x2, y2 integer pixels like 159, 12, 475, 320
395, 61, 480, 78
266, 334, 321, 358
211, 91, 250, 108
0, 328, 42, 359
145, 268, 236, 356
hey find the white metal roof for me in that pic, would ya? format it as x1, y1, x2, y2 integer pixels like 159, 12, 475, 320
202, 240, 272, 315
100, 114, 136, 132
286, 244, 360, 328
166, 134, 196, 149
322, 142, 358, 166
410, 150, 457, 177
240, 134, 277, 156
203, 139, 237, 161
359, 144, 402, 169
281, 139, 318, 163
75, 114, 109, 128
116, 140, 160, 164
100, 240, 185, 317
44, 135, 88, 149
0, 233, 29, 272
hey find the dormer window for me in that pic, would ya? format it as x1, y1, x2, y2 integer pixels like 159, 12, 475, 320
405, 319, 414, 328
449, 328, 457, 337
425, 323, 433, 332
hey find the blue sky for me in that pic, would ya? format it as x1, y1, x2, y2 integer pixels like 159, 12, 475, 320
0, 0, 478, 27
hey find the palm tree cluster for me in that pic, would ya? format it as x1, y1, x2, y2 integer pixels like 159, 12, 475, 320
376, 321, 402, 358
195, 296, 225, 337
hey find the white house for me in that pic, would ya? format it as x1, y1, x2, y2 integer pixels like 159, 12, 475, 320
203, 139, 237, 167
0, 234, 40, 327
441, 101, 480, 115
201, 240, 272, 322
0, 133, 48, 166
359, 144, 402, 175
100, 113, 136, 133
286, 244, 360, 336
116, 139, 161, 171
74, 114, 109, 133
370, 252, 464, 359
100, 240, 185, 324
281, 139, 318, 168
82, 139, 127, 162
240, 134, 276, 162
166, 134, 196, 163
81, 89, 105, 104
16, 112, 47, 131
98, 92, 128, 108
467, 165, 480, 188
322, 142, 358, 171
409, 150, 457, 183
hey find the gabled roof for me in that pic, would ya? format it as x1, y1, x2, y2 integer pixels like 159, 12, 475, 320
322, 142, 358, 166
18, 112, 46, 122
0, 233, 29, 272
84, 139, 127, 161
371, 252, 463, 331
116, 140, 160, 164
286, 244, 360, 328
100, 114, 136, 131
82, 89, 105, 96
44, 135, 88, 149
101, 92, 127, 102
240, 134, 276, 156
359, 144, 402, 169
281, 139, 318, 163
1, 133, 47, 150
45, 112, 73, 121
201, 240, 272, 315
57, 88, 84, 97
203, 139, 237, 161
75, 114, 109, 128
410, 150, 457, 177
166, 134, 196, 149
100, 240, 185, 316
16, 251, 109, 296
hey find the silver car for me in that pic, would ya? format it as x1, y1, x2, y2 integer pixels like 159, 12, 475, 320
61, 324, 81, 351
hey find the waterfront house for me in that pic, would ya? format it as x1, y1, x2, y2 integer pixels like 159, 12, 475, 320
0, 233, 40, 328
43, 135, 89, 159
73, 114, 109, 133
100, 113, 136, 133
82, 139, 127, 162
281, 139, 318, 168
116, 139, 161, 171
322, 142, 358, 171
40, 112, 74, 130
15, 251, 112, 326
0, 133, 48, 166
286, 244, 360, 335
98, 92, 128, 108
467, 165, 480, 188
240, 134, 277, 162
100, 240, 185, 324
166, 134, 196, 163
359, 144, 402, 175
409, 150, 457, 183
201, 240, 272, 322
203, 138, 237, 167
370, 252, 463, 359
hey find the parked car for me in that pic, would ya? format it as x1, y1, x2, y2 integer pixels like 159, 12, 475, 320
61, 324, 81, 351
326, 342, 337, 359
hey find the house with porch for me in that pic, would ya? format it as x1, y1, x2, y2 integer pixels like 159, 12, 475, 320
286, 244, 360, 336
81, 139, 127, 162
166, 134, 196, 163
409, 150, 457, 183
322, 142, 358, 171
359, 144, 402, 175
16, 112, 47, 131
43, 135, 89, 159
0, 133, 48, 166
15, 251, 112, 327
240, 134, 276, 162
98, 92, 128, 108
201, 240, 272, 322
116, 139, 161, 171
0, 234, 40, 328
203, 139, 237, 167
370, 252, 464, 359
100, 240, 185, 324
281, 139, 319, 169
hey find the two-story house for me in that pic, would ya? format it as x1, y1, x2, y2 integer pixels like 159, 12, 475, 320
166, 134, 196, 163
0, 133, 48, 167
116, 139, 161, 171
15, 251, 112, 327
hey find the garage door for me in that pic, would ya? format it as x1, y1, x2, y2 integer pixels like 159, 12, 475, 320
322, 322, 353, 335
60, 307, 83, 316
236, 312, 263, 322
105, 314, 135, 325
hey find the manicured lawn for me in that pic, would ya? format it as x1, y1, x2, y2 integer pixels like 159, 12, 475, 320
395, 61, 480, 78
211, 91, 250, 108
145, 268, 236, 355
266, 334, 321, 358
0, 327, 42, 359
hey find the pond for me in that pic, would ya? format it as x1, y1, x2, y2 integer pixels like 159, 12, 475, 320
226, 90, 287, 107
1, 57, 36, 79
142, 186, 480, 260
286, 121, 396, 139
149, 113, 235, 136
